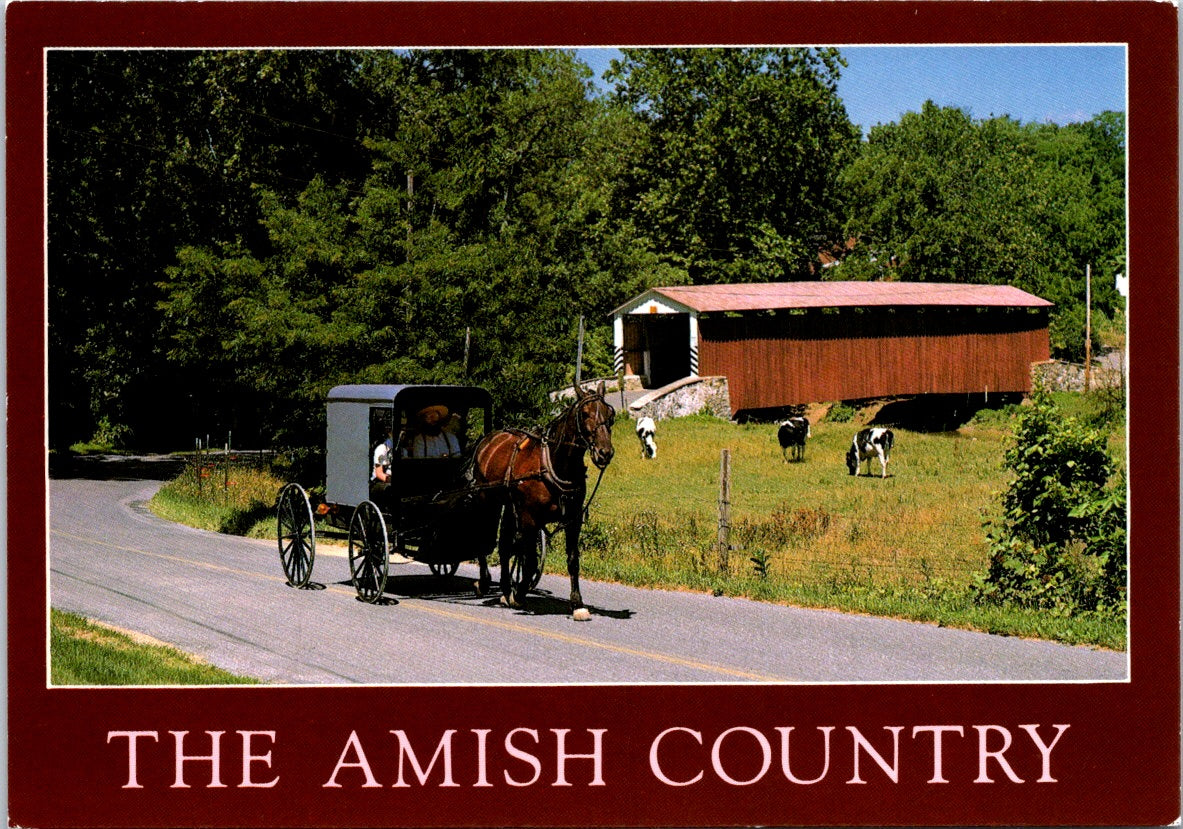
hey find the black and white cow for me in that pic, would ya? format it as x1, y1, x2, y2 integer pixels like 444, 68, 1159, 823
846, 427, 894, 478
635, 416, 657, 459
777, 417, 811, 462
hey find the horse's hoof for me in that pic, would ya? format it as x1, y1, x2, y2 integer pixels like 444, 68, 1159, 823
572, 607, 591, 622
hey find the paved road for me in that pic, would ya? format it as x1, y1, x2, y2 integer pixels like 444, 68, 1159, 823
48, 471, 1127, 685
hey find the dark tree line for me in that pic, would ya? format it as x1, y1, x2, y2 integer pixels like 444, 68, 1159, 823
48, 49, 1125, 451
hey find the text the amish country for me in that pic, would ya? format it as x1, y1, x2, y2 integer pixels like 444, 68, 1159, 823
106, 723, 1069, 789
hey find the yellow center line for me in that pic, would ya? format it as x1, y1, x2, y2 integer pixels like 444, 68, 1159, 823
51, 529, 784, 682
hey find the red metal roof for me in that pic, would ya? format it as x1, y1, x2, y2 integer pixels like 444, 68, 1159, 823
634, 281, 1053, 313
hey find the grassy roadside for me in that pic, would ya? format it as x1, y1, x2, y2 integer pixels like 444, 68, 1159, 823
51, 609, 259, 685
147, 394, 1126, 650
150, 463, 280, 538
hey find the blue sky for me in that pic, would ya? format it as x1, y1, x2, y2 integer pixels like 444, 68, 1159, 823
577, 46, 1125, 135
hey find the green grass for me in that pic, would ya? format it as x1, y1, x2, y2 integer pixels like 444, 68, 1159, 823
51, 609, 258, 685
566, 402, 1126, 650
150, 461, 281, 538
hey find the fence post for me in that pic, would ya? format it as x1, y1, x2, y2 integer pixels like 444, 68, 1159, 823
717, 448, 731, 575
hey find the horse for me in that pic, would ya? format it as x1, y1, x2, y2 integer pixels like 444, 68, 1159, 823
469, 381, 616, 615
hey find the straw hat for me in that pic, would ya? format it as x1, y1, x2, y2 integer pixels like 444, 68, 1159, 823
416, 404, 450, 423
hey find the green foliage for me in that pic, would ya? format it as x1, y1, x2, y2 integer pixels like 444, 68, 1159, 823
606, 48, 861, 283
839, 103, 1125, 360
50, 49, 1126, 453
974, 386, 1126, 616
151, 460, 284, 537
826, 402, 856, 422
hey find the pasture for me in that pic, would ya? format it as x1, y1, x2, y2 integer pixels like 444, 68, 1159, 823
565, 401, 1125, 649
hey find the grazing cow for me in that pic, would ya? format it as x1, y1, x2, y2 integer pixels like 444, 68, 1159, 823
777, 417, 811, 462
846, 427, 894, 478
635, 416, 657, 459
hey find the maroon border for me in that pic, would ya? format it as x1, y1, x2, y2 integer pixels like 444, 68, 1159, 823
8, 3, 1179, 826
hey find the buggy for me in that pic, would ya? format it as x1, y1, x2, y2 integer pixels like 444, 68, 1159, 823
276, 384, 511, 603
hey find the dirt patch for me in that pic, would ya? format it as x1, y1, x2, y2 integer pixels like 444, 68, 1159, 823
802, 402, 833, 425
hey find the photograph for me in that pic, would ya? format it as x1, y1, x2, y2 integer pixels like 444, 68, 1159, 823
8, 2, 1179, 827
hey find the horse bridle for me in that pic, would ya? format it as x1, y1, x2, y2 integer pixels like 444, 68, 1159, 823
554, 392, 615, 464
539, 392, 615, 522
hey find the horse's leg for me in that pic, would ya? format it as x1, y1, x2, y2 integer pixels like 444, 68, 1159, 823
476, 553, 491, 597
471, 500, 496, 597
513, 522, 538, 608
566, 512, 584, 612
498, 505, 517, 606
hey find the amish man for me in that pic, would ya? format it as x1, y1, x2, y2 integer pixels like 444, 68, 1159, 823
401, 404, 463, 459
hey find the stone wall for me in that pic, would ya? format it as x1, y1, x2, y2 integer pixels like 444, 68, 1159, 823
1031, 359, 1123, 393
629, 376, 731, 421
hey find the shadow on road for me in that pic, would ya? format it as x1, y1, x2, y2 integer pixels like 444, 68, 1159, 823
50, 453, 188, 481
330, 573, 634, 620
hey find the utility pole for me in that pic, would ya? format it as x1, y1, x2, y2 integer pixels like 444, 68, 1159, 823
462, 327, 471, 379
1084, 264, 1092, 393
574, 315, 585, 388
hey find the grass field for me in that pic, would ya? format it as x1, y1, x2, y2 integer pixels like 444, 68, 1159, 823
148, 393, 1126, 649
51, 609, 258, 685
562, 395, 1125, 649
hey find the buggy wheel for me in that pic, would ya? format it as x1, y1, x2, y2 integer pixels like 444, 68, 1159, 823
348, 501, 389, 603
508, 528, 546, 594
277, 483, 316, 588
429, 562, 459, 578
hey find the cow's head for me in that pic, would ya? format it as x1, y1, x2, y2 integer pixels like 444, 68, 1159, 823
845, 444, 859, 475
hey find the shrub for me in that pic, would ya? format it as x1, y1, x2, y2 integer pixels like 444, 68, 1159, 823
827, 402, 856, 423
974, 386, 1126, 616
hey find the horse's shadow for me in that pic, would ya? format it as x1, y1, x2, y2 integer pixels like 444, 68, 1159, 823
478, 587, 634, 620
332, 575, 633, 619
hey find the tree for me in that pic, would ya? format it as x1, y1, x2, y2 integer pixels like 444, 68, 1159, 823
838, 103, 1126, 361
157, 49, 642, 445
606, 48, 860, 283
49, 50, 386, 447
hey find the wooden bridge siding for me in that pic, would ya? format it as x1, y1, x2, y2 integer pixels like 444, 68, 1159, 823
698, 308, 1050, 411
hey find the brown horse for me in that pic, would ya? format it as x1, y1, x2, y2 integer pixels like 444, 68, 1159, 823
471, 381, 615, 613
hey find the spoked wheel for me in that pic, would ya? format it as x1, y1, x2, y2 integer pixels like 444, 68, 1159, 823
429, 562, 459, 578
348, 500, 389, 603
508, 527, 547, 594
277, 483, 316, 588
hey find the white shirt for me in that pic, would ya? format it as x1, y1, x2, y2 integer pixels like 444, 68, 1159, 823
404, 431, 462, 459
372, 440, 392, 480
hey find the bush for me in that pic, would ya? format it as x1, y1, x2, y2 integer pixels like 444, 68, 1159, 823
826, 402, 856, 423
973, 385, 1126, 616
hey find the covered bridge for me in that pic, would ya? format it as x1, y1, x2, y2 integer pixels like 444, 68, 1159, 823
610, 281, 1052, 416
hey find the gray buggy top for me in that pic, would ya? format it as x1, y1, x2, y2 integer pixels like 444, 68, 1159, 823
325, 384, 494, 509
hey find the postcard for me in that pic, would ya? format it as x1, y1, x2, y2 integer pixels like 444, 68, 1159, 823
8, 2, 1179, 826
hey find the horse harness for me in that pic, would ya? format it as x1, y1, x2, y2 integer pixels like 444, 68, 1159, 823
472, 393, 614, 520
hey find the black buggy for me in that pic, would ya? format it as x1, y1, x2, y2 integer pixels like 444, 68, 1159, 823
275, 383, 512, 603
